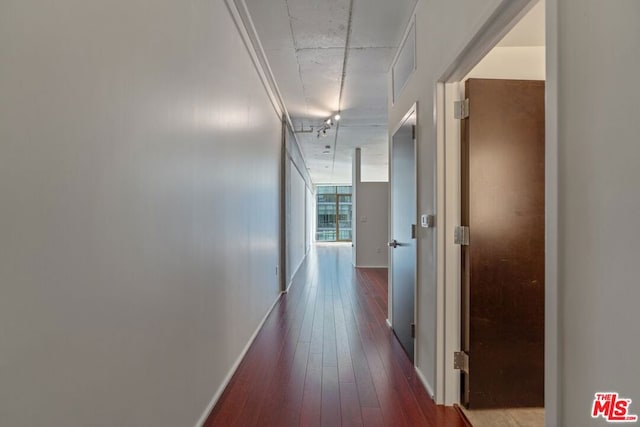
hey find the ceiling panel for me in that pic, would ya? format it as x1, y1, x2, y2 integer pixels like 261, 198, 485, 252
287, 0, 350, 49
296, 47, 345, 117
350, 0, 417, 48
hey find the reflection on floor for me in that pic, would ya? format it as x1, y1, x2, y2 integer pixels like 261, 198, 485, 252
205, 244, 466, 426
459, 406, 544, 427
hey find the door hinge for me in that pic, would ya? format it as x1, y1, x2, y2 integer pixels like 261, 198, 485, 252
454, 226, 470, 245
454, 99, 470, 119
412, 124, 416, 140
411, 224, 417, 239
411, 323, 415, 338
454, 351, 469, 373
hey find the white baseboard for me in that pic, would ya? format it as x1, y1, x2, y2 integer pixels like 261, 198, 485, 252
415, 366, 436, 402
194, 291, 284, 427
285, 280, 294, 293
285, 251, 309, 293
354, 264, 388, 268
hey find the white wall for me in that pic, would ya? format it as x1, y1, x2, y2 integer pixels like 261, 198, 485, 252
353, 148, 390, 268
354, 182, 389, 267
351, 148, 389, 267
288, 161, 307, 283
466, 46, 545, 80
282, 123, 313, 288
306, 186, 315, 251
551, 1, 640, 425
0, 2, 281, 426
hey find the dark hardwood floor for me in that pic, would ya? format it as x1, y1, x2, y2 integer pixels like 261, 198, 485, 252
205, 244, 465, 427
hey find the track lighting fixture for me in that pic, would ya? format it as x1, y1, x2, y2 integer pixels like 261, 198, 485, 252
317, 123, 330, 138
316, 113, 340, 138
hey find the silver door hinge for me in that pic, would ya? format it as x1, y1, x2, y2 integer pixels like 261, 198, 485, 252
454, 351, 469, 373
454, 99, 470, 119
411, 323, 415, 338
454, 226, 470, 246
411, 224, 417, 239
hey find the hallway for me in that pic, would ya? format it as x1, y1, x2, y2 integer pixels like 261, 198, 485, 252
205, 245, 465, 426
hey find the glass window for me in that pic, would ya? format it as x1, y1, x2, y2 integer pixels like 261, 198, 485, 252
316, 185, 352, 242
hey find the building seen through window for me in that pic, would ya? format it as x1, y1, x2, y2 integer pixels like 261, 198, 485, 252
316, 185, 352, 242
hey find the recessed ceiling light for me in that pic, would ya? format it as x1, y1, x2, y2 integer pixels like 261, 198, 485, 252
334, 114, 341, 121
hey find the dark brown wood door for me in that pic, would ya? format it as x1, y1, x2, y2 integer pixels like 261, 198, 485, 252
461, 79, 545, 409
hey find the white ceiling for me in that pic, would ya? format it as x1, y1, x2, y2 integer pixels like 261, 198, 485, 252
245, 0, 417, 183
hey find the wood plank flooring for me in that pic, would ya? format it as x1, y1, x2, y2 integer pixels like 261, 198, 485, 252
204, 244, 466, 427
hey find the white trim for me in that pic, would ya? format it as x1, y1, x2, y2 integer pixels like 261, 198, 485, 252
224, 0, 282, 119
438, 81, 464, 406
389, 103, 418, 148
389, 1, 420, 74
391, 19, 417, 105
435, 81, 445, 404
194, 292, 284, 427
386, 318, 392, 328
285, 252, 308, 293
544, 0, 559, 424
416, 366, 436, 402
354, 264, 388, 269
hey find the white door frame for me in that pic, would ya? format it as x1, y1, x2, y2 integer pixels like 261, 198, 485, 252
433, 0, 557, 417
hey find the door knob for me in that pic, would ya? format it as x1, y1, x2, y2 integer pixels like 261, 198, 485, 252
388, 239, 399, 248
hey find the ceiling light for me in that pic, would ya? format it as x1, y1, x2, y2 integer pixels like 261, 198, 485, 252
334, 114, 341, 121
326, 118, 333, 126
